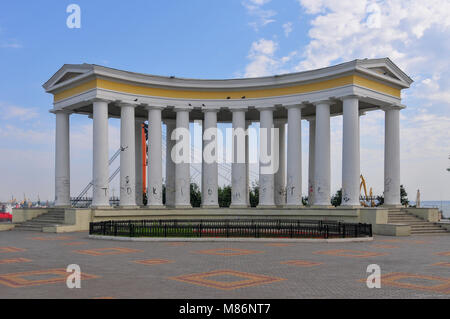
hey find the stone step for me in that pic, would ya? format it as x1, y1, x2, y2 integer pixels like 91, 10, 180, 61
40, 215, 64, 218
32, 218, 65, 222
388, 215, 421, 218
388, 217, 419, 220
411, 226, 445, 231
16, 223, 57, 228
13, 210, 67, 232
411, 230, 448, 234
388, 219, 422, 223
412, 232, 450, 235
14, 226, 43, 231
411, 225, 446, 230
22, 221, 63, 225
409, 222, 439, 226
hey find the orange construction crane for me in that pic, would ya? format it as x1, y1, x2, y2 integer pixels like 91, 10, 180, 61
360, 174, 375, 207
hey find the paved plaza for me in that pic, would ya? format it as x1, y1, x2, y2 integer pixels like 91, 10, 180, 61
0, 230, 449, 299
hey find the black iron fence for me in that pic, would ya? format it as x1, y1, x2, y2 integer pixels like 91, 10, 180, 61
89, 219, 372, 239
71, 197, 120, 208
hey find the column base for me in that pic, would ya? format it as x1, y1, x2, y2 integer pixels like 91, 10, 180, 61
338, 205, 362, 209
201, 204, 220, 209
230, 204, 249, 209
117, 205, 139, 210
145, 205, 166, 209
284, 204, 304, 209
257, 205, 277, 209
310, 205, 334, 208
382, 204, 403, 208
91, 205, 112, 210
174, 204, 192, 209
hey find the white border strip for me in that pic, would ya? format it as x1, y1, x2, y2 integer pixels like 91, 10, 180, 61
88, 235, 373, 243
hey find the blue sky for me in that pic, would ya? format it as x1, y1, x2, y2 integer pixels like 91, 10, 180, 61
0, 0, 449, 202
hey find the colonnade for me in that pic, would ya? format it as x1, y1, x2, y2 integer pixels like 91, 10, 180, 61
54, 96, 401, 208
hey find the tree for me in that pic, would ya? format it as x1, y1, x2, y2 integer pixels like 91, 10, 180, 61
331, 188, 342, 207
249, 182, 259, 207
218, 185, 231, 207
162, 184, 166, 205
400, 184, 409, 207
302, 196, 308, 206
190, 183, 202, 207
375, 195, 384, 207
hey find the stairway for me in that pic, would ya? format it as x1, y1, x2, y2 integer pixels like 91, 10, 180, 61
388, 209, 448, 235
14, 209, 66, 232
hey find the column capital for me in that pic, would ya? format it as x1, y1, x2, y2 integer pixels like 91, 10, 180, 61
381, 104, 405, 111
92, 98, 113, 104
284, 103, 307, 110
50, 108, 73, 115
202, 107, 220, 113
115, 100, 138, 108
256, 105, 276, 111
173, 106, 193, 112
229, 107, 248, 112
143, 104, 165, 111
337, 94, 364, 101
311, 99, 335, 106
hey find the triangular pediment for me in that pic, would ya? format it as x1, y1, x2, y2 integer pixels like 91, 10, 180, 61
356, 58, 413, 87
43, 64, 94, 92
366, 66, 401, 81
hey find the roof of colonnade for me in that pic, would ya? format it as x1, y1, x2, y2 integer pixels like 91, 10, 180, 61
43, 58, 413, 120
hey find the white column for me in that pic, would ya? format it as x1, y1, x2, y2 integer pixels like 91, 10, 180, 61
174, 109, 192, 208
202, 109, 219, 208
286, 105, 303, 207
245, 121, 251, 206
231, 109, 248, 208
92, 99, 110, 208
165, 119, 176, 207
313, 101, 332, 206
258, 107, 276, 207
308, 119, 315, 206
119, 103, 137, 207
54, 111, 71, 207
274, 119, 286, 206
147, 106, 164, 207
341, 96, 361, 207
384, 107, 401, 206
135, 119, 144, 206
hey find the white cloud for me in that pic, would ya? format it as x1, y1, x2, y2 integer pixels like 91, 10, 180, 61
248, 0, 271, 5
241, 0, 450, 199
244, 39, 279, 77
296, 0, 450, 73
283, 22, 293, 37
244, 39, 299, 77
243, 0, 277, 31
0, 103, 39, 121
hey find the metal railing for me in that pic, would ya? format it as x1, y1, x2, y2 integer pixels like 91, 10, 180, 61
89, 219, 372, 239
71, 196, 120, 208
